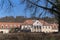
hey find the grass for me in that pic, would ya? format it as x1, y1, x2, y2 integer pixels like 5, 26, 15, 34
0, 32, 60, 40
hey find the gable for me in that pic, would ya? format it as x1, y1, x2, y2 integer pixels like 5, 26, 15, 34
33, 20, 42, 26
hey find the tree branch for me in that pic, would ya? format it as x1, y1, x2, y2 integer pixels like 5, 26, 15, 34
27, 0, 60, 15
47, 0, 59, 10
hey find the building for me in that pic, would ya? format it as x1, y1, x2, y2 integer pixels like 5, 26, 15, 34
0, 19, 58, 33
21, 20, 33, 32
21, 19, 58, 33
0, 22, 21, 33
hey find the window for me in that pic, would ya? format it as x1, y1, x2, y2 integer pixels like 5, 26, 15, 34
49, 26, 51, 29
10, 25, 13, 28
34, 26, 36, 29
37, 26, 38, 29
14, 24, 17, 28
43, 26, 44, 29
46, 26, 47, 29
1, 24, 4, 28
37, 22, 39, 24
43, 26, 45, 29
2, 26, 4, 28
39, 26, 41, 29
5, 25, 8, 28
46, 26, 49, 29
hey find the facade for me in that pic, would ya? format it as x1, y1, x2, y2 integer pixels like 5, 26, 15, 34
21, 19, 58, 33
42, 24, 58, 33
0, 19, 58, 33
0, 22, 21, 33
21, 20, 33, 32
31, 20, 42, 32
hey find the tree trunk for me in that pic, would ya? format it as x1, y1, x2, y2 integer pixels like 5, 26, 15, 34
58, 16, 60, 32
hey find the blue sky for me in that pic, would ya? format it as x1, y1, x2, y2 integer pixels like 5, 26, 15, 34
0, 0, 53, 18
0, 0, 27, 18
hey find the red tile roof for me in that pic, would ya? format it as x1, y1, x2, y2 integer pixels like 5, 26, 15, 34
23, 19, 58, 27
23, 20, 33, 25
0, 22, 21, 28
0, 19, 58, 28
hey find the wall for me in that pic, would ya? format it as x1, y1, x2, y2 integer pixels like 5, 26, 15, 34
0, 29, 10, 33
21, 25, 32, 30
41, 26, 58, 33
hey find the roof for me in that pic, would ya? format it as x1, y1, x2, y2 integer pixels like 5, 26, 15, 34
23, 19, 58, 27
23, 19, 48, 25
0, 22, 21, 28
23, 20, 33, 25
0, 19, 58, 28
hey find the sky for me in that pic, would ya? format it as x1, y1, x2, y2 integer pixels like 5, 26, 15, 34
0, 0, 27, 18
0, 0, 53, 18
